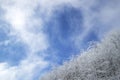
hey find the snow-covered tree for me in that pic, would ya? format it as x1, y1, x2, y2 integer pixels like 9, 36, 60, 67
40, 30, 120, 80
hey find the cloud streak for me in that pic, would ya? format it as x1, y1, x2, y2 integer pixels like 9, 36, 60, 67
0, 0, 120, 80
0, 0, 50, 79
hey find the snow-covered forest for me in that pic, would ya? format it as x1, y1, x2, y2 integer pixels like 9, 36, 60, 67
40, 30, 120, 80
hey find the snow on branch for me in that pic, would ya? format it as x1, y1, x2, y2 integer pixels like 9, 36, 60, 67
40, 30, 120, 80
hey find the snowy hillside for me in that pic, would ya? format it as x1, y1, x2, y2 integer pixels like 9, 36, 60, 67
40, 30, 120, 80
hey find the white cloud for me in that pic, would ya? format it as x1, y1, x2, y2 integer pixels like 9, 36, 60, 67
0, 0, 120, 80
0, 0, 49, 53
0, 63, 17, 80
0, 0, 50, 80
0, 57, 48, 80
71, 0, 120, 49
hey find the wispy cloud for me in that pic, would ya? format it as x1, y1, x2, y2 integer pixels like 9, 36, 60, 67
0, 0, 120, 80
0, 58, 47, 80
1, 0, 49, 52
0, 0, 50, 79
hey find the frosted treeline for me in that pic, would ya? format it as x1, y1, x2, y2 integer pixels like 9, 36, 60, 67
40, 30, 120, 80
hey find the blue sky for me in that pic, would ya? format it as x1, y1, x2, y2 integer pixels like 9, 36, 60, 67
0, 0, 120, 80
